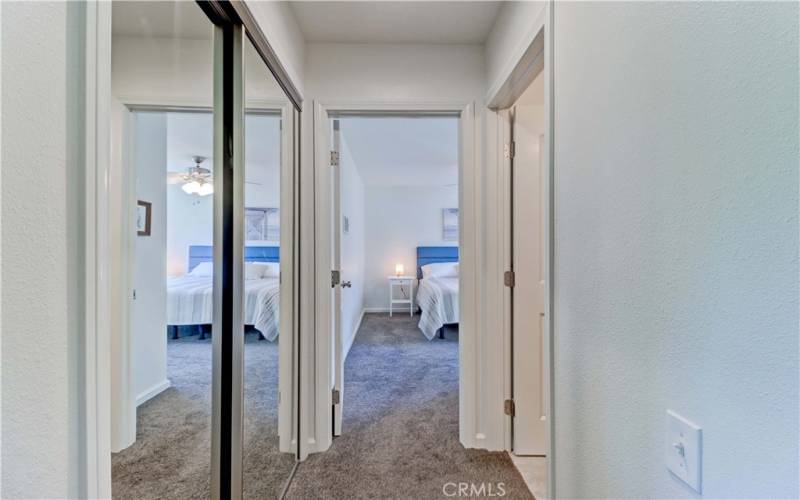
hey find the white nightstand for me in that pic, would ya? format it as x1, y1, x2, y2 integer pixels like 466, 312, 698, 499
388, 276, 415, 317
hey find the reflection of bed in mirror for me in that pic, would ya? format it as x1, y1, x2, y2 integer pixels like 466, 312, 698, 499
415, 246, 459, 340
167, 245, 280, 341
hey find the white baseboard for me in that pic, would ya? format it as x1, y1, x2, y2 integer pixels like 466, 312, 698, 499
363, 307, 390, 313
136, 379, 171, 406
343, 308, 365, 361
364, 306, 418, 315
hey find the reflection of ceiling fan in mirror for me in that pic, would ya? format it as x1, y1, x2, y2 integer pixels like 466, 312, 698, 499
167, 155, 262, 196
167, 156, 213, 196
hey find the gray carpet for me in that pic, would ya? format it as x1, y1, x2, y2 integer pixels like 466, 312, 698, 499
285, 313, 533, 500
111, 331, 295, 499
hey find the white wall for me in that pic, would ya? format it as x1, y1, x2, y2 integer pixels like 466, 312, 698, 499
339, 135, 366, 356
363, 186, 459, 311
306, 43, 484, 103
112, 35, 288, 106
484, 1, 546, 100
132, 113, 169, 402
1, 2, 84, 497
552, 3, 799, 498
246, 1, 306, 100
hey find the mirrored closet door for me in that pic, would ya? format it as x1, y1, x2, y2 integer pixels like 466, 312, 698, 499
108, 2, 301, 498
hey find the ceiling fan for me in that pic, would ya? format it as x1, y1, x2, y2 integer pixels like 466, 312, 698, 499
167, 156, 213, 196
167, 155, 264, 196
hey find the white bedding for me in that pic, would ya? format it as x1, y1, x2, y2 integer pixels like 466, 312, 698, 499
416, 276, 459, 340
167, 276, 280, 341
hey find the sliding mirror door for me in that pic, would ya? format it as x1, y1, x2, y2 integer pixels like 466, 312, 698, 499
240, 33, 297, 499
110, 2, 300, 498
110, 2, 217, 498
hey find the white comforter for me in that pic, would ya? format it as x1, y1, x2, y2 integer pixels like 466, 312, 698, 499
416, 276, 459, 340
166, 276, 280, 341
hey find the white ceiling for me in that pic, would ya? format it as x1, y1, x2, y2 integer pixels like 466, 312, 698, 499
112, 1, 212, 39
339, 117, 459, 187
113, 1, 503, 44
290, 1, 502, 44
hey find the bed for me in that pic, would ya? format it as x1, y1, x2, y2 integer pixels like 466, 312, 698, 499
166, 245, 280, 341
415, 246, 459, 340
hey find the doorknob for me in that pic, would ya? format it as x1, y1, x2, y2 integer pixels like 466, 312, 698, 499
341, 281, 352, 288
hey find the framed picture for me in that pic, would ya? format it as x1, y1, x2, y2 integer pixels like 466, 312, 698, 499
443, 208, 459, 241
245, 207, 280, 241
137, 200, 152, 236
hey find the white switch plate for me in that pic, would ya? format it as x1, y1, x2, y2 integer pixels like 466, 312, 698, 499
666, 410, 702, 493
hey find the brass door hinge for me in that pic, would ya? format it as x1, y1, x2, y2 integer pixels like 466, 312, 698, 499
504, 399, 515, 417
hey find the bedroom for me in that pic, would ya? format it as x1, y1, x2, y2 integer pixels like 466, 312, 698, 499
330, 114, 461, 437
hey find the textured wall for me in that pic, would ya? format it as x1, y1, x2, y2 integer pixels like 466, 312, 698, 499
1, 2, 84, 497
553, 2, 799, 498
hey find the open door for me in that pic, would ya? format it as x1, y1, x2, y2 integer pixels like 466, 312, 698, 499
331, 119, 345, 436
511, 103, 547, 456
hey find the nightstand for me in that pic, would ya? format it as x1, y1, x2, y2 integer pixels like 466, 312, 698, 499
388, 276, 415, 317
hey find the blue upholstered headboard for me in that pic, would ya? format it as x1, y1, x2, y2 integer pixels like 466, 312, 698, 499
416, 246, 459, 279
188, 245, 279, 272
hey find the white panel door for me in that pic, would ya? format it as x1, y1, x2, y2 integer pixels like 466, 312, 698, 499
331, 119, 344, 436
512, 104, 547, 455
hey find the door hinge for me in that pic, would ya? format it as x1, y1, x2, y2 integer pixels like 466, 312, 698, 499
504, 141, 516, 159
132, 289, 137, 300
504, 270, 515, 288
332, 389, 341, 405
330, 150, 340, 166
504, 399, 515, 417
331, 270, 341, 288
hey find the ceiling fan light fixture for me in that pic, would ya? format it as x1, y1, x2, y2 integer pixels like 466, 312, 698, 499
182, 180, 201, 194
197, 182, 214, 196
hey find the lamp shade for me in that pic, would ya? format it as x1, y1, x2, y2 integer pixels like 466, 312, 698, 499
395, 263, 404, 276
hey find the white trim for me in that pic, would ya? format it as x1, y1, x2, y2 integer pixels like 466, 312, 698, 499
84, 2, 112, 497
485, 5, 548, 107
311, 100, 479, 454
135, 379, 171, 406
362, 307, 391, 313
277, 102, 297, 454
343, 308, 365, 361
487, 3, 555, 498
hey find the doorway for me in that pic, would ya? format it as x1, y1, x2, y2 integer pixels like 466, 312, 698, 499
490, 19, 552, 500
329, 114, 461, 439
308, 103, 481, 455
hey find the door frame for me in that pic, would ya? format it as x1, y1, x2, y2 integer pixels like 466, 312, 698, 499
486, 2, 554, 498
311, 101, 477, 454
110, 100, 296, 452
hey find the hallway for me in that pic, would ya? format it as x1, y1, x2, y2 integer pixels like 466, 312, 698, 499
286, 313, 532, 498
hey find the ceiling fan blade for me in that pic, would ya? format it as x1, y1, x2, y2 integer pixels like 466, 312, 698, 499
166, 172, 185, 184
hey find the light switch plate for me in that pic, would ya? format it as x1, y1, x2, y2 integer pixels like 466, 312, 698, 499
666, 410, 702, 493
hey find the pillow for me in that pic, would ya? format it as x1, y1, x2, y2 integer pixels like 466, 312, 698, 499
249, 262, 280, 279
245, 262, 265, 280
189, 261, 213, 277
421, 262, 458, 279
